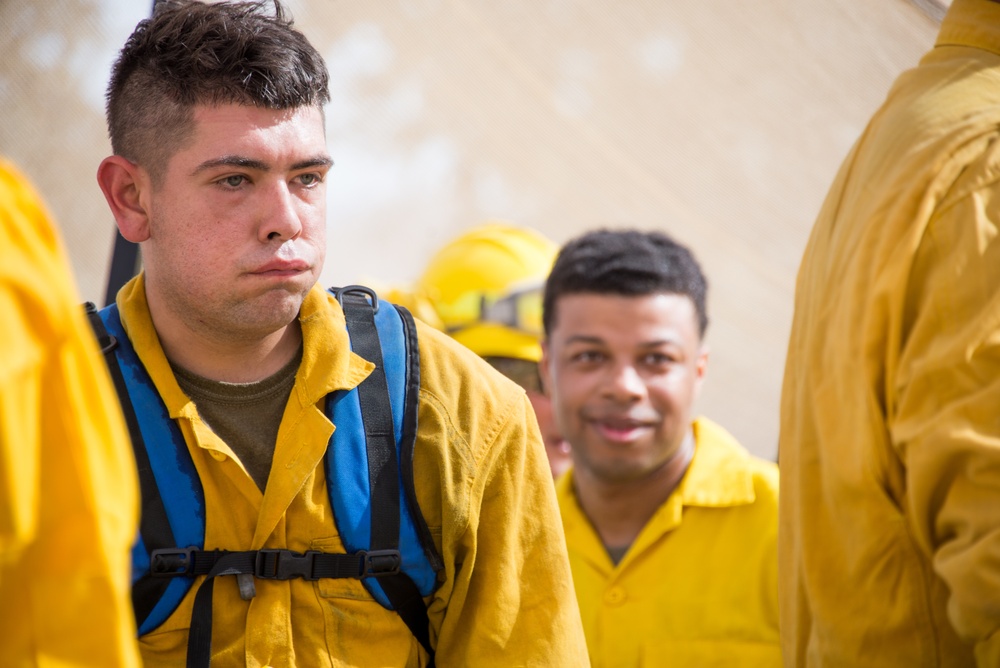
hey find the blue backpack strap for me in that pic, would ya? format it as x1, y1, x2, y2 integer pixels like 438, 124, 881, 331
328, 286, 442, 660
84, 302, 206, 636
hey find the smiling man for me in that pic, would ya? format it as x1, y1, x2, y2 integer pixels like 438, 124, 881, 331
541, 229, 780, 666
94, 2, 587, 667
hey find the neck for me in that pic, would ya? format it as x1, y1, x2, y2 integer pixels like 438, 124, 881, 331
167, 324, 302, 383
573, 430, 695, 550
147, 300, 303, 384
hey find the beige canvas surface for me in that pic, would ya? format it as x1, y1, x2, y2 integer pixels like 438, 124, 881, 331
0, 0, 945, 460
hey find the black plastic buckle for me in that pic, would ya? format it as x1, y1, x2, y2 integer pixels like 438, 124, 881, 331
150, 547, 197, 577
332, 285, 380, 314
254, 549, 320, 581
360, 549, 402, 578
83, 301, 118, 354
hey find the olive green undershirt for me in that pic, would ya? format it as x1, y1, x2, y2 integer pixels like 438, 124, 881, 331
172, 347, 303, 492
606, 544, 629, 566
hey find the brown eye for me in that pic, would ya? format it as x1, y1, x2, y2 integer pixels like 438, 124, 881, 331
643, 353, 674, 367
573, 351, 604, 364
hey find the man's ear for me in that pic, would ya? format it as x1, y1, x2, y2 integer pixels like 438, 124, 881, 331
693, 343, 710, 396
96, 155, 152, 242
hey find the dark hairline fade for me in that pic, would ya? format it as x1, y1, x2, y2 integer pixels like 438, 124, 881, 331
542, 228, 709, 339
105, 0, 330, 185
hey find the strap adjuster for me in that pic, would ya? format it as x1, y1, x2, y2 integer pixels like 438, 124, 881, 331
150, 547, 196, 577
332, 285, 380, 313
360, 549, 402, 578
254, 549, 320, 581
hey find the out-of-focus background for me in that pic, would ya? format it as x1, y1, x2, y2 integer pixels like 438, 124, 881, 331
0, 0, 946, 461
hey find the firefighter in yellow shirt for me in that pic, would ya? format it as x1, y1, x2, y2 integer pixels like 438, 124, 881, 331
780, 0, 1000, 664
0, 158, 141, 666
94, 2, 587, 665
541, 228, 781, 666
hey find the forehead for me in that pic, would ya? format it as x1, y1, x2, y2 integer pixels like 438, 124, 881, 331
173, 103, 327, 164
550, 292, 701, 344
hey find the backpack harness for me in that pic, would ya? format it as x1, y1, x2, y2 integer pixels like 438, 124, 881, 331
86, 286, 443, 668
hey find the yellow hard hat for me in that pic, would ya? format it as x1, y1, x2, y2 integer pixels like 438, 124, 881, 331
416, 222, 557, 363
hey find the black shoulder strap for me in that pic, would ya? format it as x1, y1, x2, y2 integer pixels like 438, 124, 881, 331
396, 302, 444, 574
337, 288, 435, 663
83, 302, 179, 628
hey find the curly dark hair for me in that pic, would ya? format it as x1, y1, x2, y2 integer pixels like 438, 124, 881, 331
543, 228, 709, 338
106, 0, 330, 182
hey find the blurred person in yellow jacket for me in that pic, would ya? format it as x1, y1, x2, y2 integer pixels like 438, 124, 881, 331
387, 223, 573, 479
0, 158, 140, 666
541, 229, 781, 666
94, 2, 587, 666
780, 1, 1000, 665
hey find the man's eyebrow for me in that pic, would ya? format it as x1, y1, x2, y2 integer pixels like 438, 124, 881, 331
638, 338, 681, 348
564, 335, 682, 347
291, 156, 334, 171
192, 156, 269, 174
565, 335, 605, 345
191, 155, 333, 175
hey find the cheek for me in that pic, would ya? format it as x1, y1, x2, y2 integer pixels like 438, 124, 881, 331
299, 192, 326, 222
649, 375, 695, 413
306, 215, 327, 245
155, 212, 234, 274
155, 199, 213, 241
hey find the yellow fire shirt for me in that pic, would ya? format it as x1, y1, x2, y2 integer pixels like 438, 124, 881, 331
558, 417, 780, 667
780, 0, 1000, 664
0, 159, 140, 667
117, 277, 589, 667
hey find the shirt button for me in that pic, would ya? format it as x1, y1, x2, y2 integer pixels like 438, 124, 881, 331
604, 586, 627, 606
210, 451, 227, 461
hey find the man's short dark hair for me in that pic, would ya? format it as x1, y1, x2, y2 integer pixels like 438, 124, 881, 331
106, 0, 330, 183
543, 229, 709, 338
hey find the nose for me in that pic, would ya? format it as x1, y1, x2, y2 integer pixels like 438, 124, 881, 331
258, 182, 303, 243
602, 363, 645, 403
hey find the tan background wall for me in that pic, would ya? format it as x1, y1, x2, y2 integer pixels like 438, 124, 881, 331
0, 0, 944, 461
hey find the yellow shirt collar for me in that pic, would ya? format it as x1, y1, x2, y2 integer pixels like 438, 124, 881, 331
116, 276, 374, 420
676, 417, 756, 508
